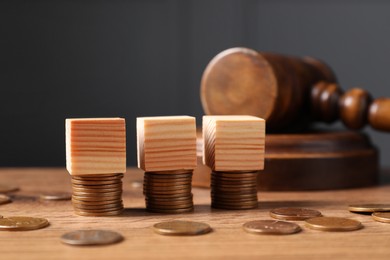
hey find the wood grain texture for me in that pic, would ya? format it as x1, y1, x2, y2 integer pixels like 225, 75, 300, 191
137, 116, 197, 172
202, 116, 265, 171
65, 118, 126, 175
0, 168, 390, 259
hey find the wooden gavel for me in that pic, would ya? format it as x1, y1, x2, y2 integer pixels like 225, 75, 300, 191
200, 47, 390, 132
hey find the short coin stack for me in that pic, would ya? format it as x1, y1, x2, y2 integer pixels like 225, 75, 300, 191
137, 116, 197, 213
71, 173, 124, 216
66, 118, 126, 216
203, 116, 265, 210
211, 171, 258, 210
144, 171, 193, 213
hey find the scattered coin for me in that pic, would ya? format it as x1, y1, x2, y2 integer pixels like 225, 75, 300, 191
372, 212, 390, 223
270, 207, 322, 221
211, 171, 258, 210
0, 194, 12, 205
0, 216, 49, 231
144, 171, 194, 213
71, 173, 124, 216
153, 220, 211, 236
348, 204, 390, 213
0, 184, 19, 193
40, 192, 71, 201
61, 230, 123, 246
243, 220, 302, 235
305, 217, 362, 232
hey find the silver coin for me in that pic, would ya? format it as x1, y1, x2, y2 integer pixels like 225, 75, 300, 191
61, 230, 123, 246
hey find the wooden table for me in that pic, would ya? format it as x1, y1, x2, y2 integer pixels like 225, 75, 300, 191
1, 168, 390, 260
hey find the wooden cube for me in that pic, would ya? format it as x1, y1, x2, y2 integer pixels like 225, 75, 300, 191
137, 116, 197, 172
66, 118, 126, 175
203, 115, 265, 171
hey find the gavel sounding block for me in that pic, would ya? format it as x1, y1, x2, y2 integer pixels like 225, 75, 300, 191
203, 115, 265, 171
65, 118, 126, 175
137, 116, 197, 172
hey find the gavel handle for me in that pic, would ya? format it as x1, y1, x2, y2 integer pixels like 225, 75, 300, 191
311, 82, 390, 132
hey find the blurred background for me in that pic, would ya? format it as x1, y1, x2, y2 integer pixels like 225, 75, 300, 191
1, 0, 390, 167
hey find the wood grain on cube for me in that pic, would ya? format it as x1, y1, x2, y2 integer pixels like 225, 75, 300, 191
137, 116, 197, 172
203, 115, 265, 171
66, 118, 126, 175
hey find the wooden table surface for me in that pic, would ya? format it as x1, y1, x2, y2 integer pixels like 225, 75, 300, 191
1, 168, 390, 260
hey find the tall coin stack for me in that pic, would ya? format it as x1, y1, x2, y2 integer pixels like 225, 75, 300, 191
203, 116, 265, 210
137, 116, 197, 213
211, 171, 258, 210
71, 173, 124, 216
143, 171, 193, 213
66, 118, 126, 216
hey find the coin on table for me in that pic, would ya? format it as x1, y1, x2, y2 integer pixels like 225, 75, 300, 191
305, 217, 362, 231
372, 212, 390, 223
0, 194, 12, 205
348, 204, 390, 213
0, 184, 19, 193
243, 220, 301, 235
0, 216, 49, 231
270, 207, 322, 221
40, 192, 71, 201
153, 220, 211, 236
61, 230, 123, 246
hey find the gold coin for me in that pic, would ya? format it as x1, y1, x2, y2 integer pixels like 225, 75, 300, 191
0, 194, 12, 205
243, 220, 301, 235
153, 220, 211, 236
143, 184, 192, 190
71, 183, 122, 190
0, 216, 49, 231
73, 190, 122, 196
305, 217, 363, 231
74, 209, 123, 216
348, 204, 390, 213
73, 202, 123, 210
144, 189, 191, 196
0, 184, 19, 193
372, 212, 390, 223
61, 230, 123, 246
71, 179, 122, 186
270, 207, 322, 221
72, 198, 122, 205
40, 192, 71, 201
212, 172, 258, 178
74, 206, 124, 213
72, 187, 120, 193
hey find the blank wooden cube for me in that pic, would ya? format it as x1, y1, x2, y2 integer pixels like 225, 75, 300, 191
203, 115, 265, 171
66, 118, 126, 175
137, 116, 197, 172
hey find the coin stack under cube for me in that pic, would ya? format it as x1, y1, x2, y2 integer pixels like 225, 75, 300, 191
137, 116, 197, 213
203, 115, 265, 210
66, 118, 126, 216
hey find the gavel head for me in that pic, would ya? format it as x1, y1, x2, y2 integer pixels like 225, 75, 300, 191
200, 47, 337, 131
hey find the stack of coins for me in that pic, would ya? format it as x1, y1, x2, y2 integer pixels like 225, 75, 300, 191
211, 171, 258, 210
71, 173, 124, 216
143, 171, 193, 213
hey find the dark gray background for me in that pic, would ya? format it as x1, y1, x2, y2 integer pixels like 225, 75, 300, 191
1, 0, 390, 167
